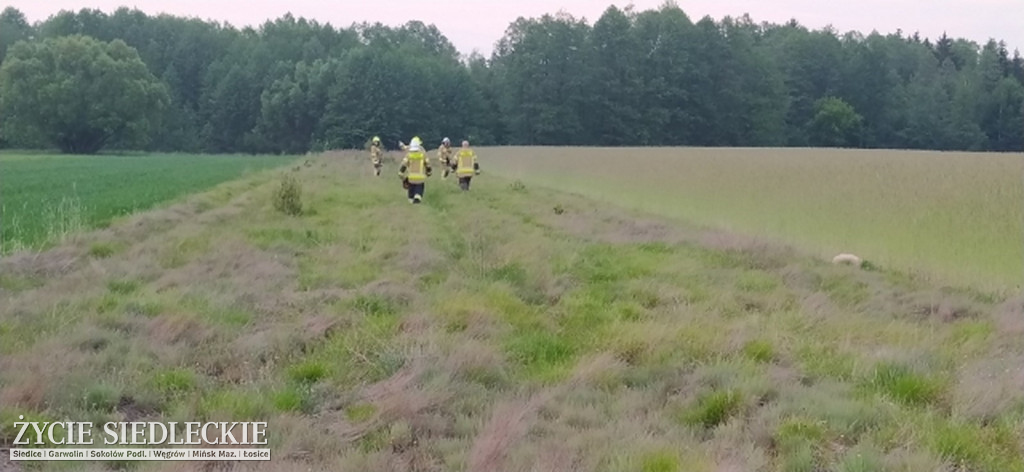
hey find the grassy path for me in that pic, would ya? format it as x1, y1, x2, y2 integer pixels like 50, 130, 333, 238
1, 151, 1023, 471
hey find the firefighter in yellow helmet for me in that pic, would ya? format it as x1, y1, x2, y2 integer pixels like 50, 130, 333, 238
451, 140, 480, 191
398, 138, 432, 203
437, 137, 453, 179
369, 136, 384, 176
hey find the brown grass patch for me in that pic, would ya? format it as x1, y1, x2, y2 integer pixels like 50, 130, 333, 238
899, 291, 981, 322
994, 296, 1024, 335
466, 392, 552, 472
445, 339, 507, 379
0, 246, 82, 279
396, 244, 444, 276
154, 239, 297, 315
302, 314, 343, 341
360, 280, 417, 307
0, 340, 89, 410
952, 352, 1024, 422
332, 360, 451, 444
146, 313, 211, 348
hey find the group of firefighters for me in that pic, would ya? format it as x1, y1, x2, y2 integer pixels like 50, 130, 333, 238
369, 135, 481, 204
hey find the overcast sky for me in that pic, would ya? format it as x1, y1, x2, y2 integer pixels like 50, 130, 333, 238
6, 0, 1022, 57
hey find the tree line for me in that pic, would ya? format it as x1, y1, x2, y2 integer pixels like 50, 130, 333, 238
1, 2, 1022, 154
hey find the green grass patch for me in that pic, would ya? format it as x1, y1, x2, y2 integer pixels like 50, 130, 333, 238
678, 389, 743, 429
483, 147, 1024, 289
504, 330, 578, 382
198, 388, 271, 422
861, 362, 946, 407
927, 419, 1024, 472
107, 279, 140, 295
147, 368, 197, 402
88, 241, 119, 258
287, 360, 330, 385
1, 152, 297, 252
345, 403, 377, 422
640, 450, 681, 472
741, 339, 776, 363
271, 385, 313, 413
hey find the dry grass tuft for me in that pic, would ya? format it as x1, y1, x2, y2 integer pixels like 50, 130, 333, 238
0, 246, 82, 279
146, 313, 211, 347
467, 391, 553, 472
952, 353, 1024, 422
0, 340, 88, 410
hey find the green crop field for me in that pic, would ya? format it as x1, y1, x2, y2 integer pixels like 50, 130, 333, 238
482, 146, 1024, 292
0, 152, 300, 253
2, 151, 1024, 471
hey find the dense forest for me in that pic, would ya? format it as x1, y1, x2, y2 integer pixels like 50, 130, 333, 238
1, 2, 1022, 154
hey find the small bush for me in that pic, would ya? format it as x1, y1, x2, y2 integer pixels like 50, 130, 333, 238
351, 294, 400, 317
741, 339, 776, 363
640, 450, 681, 472
680, 389, 743, 429
288, 360, 329, 385
271, 386, 312, 413
81, 384, 120, 412
88, 242, 116, 258
345, 403, 377, 422
863, 362, 944, 407
149, 369, 197, 398
107, 279, 139, 295
273, 174, 303, 216
836, 443, 884, 472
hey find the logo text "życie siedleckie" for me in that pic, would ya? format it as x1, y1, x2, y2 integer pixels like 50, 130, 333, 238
12, 416, 268, 446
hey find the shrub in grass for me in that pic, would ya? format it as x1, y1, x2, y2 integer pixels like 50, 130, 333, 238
862, 362, 945, 407
351, 294, 399, 317
287, 360, 329, 385
504, 330, 577, 380
149, 368, 196, 398
775, 417, 825, 472
271, 386, 312, 413
198, 389, 270, 421
106, 279, 139, 295
736, 270, 779, 293
835, 443, 884, 472
81, 384, 120, 412
640, 450, 681, 472
88, 242, 116, 258
273, 174, 303, 216
345, 403, 377, 423
680, 389, 743, 429
741, 339, 776, 363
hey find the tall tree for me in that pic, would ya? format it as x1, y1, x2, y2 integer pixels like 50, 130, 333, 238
0, 35, 169, 153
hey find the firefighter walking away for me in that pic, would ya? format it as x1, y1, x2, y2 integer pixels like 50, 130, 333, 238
452, 140, 480, 191
370, 136, 384, 176
399, 137, 432, 203
437, 137, 453, 179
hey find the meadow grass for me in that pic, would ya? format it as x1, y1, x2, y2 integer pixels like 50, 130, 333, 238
1, 151, 1023, 471
0, 151, 299, 253
480, 146, 1024, 291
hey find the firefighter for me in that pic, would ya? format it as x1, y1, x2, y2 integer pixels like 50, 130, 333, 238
437, 137, 454, 179
451, 140, 480, 191
398, 137, 432, 203
369, 136, 384, 176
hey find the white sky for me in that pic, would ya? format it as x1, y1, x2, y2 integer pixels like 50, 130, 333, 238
4, 0, 1022, 56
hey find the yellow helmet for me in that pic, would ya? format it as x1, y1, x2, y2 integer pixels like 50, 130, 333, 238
412, 136, 422, 145
372, 136, 380, 143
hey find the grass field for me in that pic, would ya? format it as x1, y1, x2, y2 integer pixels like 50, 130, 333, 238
1, 150, 1023, 471
0, 152, 301, 253
481, 146, 1024, 292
